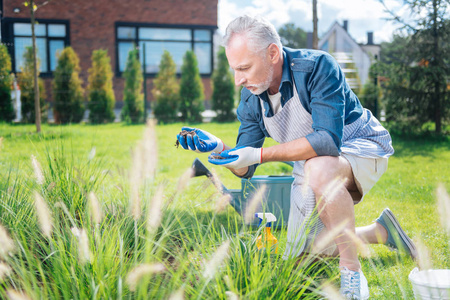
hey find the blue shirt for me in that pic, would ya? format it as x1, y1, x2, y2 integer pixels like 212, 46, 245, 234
235, 48, 381, 178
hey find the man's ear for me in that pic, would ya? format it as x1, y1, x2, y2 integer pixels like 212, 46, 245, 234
267, 43, 280, 63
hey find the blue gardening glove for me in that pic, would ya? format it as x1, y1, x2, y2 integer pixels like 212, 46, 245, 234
208, 146, 262, 169
177, 127, 224, 153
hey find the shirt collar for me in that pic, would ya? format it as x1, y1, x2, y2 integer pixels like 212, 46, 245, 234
280, 50, 292, 87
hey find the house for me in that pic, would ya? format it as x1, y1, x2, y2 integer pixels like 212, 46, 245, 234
0, 0, 218, 114
318, 20, 380, 91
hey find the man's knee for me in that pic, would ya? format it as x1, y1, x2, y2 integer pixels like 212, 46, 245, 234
305, 156, 340, 192
304, 156, 354, 196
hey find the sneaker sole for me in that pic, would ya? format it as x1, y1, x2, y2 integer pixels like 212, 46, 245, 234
384, 208, 418, 259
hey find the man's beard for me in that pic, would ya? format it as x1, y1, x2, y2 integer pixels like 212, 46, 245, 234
245, 65, 274, 95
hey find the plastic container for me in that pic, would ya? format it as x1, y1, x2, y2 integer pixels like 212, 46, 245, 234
255, 213, 278, 254
240, 175, 294, 227
409, 267, 450, 299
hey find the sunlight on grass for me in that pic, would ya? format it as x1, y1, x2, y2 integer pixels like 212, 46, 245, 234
0, 122, 449, 299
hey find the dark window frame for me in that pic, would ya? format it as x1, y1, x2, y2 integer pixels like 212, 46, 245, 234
1, 17, 70, 77
115, 22, 216, 78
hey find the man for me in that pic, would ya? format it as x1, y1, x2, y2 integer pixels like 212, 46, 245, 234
177, 15, 417, 299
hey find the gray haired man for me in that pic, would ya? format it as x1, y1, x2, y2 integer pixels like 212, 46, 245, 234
177, 15, 416, 299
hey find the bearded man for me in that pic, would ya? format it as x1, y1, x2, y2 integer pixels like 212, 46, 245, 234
176, 15, 416, 300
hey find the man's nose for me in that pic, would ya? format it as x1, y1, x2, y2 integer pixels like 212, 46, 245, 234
234, 72, 246, 86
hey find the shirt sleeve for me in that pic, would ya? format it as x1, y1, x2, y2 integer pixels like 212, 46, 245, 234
235, 93, 266, 178
304, 53, 346, 156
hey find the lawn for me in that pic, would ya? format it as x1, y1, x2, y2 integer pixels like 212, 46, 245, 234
0, 122, 449, 299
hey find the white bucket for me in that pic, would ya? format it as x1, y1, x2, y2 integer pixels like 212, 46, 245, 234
409, 267, 450, 300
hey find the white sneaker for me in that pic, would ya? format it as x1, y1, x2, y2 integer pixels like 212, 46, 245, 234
339, 267, 369, 299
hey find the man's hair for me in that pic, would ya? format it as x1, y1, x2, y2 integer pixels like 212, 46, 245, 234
223, 15, 282, 55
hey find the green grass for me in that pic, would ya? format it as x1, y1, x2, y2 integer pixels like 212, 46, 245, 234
0, 122, 449, 299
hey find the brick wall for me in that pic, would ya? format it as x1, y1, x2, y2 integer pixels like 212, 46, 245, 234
3, 0, 217, 104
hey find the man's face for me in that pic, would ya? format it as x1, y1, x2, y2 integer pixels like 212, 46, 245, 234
225, 35, 274, 95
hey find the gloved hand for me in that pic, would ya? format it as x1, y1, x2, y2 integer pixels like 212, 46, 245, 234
208, 146, 262, 169
177, 127, 224, 153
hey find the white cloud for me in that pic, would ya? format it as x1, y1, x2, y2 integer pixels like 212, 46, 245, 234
218, 0, 311, 34
218, 0, 413, 43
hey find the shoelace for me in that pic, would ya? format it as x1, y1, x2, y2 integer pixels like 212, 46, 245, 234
340, 269, 361, 299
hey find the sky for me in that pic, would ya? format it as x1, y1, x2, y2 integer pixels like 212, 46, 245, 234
217, 0, 412, 45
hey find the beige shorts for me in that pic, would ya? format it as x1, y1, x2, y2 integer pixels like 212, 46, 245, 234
306, 153, 389, 256
341, 153, 389, 203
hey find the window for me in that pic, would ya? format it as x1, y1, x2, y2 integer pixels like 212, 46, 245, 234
116, 23, 214, 76
7, 20, 69, 74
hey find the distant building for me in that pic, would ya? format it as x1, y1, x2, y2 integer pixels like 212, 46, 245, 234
0, 0, 218, 108
318, 20, 380, 91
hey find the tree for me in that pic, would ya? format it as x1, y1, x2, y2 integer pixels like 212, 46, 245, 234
212, 47, 235, 122
278, 23, 307, 49
376, 0, 450, 133
359, 65, 381, 116
179, 51, 204, 123
312, 0, 318, 49
152, 50, 179, 123
18, 46, 47, 123
121, 48, 144, 124
0, 44, 15, 122
53, 47, 85, 124
87, 49, 116, 124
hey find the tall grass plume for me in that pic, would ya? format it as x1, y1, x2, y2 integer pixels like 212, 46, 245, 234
147, 184, 164, 233
31, 155, 44, 185
203, 240, 231, 280
71, 227, 91, 265
126, 263, 166, 292
6, 289, 32, 300
129, 121, 158, 220
225, 291, 239, 300
436, 184, 450, 234
244, 185, 267, 224
177, 167, 194, 193
415, 237, 432, 270
168, 287, 184, 300
0, 262, 11, 280
88, 192, 103, 225
0, 224, 15, 259
34, 191, 53, 238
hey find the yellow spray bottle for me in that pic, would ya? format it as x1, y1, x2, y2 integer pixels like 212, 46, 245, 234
255, 213, 278, 254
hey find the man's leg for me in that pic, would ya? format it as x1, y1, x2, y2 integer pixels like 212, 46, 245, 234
304, 156, 361, 271
356, 223, 388, 244
357, 209, 418, 259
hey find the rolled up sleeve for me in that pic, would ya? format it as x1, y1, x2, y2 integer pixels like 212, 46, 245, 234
235, 97, 266, 178
305, 53, 346, 156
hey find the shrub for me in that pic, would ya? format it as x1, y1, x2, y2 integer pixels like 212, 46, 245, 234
53, 47, 85, 124
17, 46, 47, 123
121, 48, 144, 124
0, 44, 15, 122
87, 49, 116, 124
359, 80, 381, 118
152, 50, 179, 123
212, 47, 235, 122
179, 50, 204, 123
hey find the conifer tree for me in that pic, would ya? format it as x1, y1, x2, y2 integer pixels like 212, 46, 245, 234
53, 47, 85, 124
18, 46, 47, 123
87, 49, 116, 123
179, 50, 204, 123
121, 48, 144, 124
212, 47, 235, 122
152, 50, 179, 123
0, 44, 15, 122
